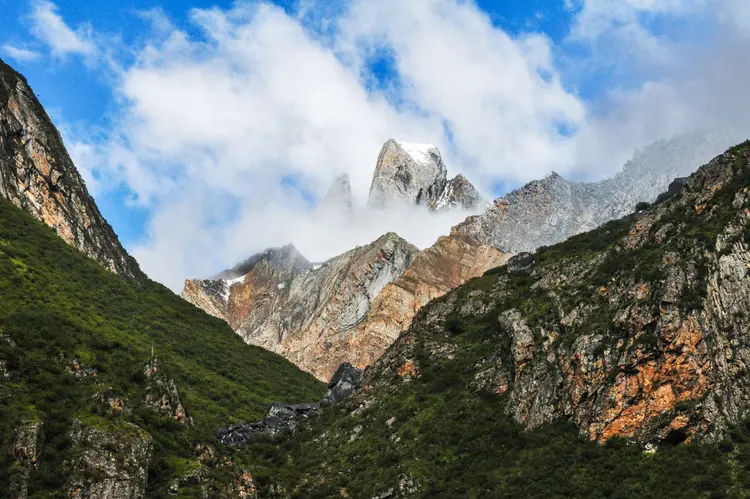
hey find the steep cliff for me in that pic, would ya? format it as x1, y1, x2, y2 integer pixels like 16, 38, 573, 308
352, 233, 512, 366
183, 233, 420, 380
0, 58, 144, 281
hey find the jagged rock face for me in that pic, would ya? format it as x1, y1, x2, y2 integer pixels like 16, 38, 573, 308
219, 362, 363, 446
9, 421, 44, 499
0, 58, 143, 281
319, 174, 353, 213
433, 174, 487, 212
367, 139, 485, 212
183, 233, 420, 380
218, 403, 322, 446
366, 142, 750, 444
320, 362, 363, 407
183, 244, 309, 324
454, 132, 739, 254
65, 419, 153, 499
144, 357, 192, 427
350, 233, 511, 369
368, 140, 447, 208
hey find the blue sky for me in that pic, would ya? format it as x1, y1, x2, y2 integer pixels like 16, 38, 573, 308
1, 0, 746, 288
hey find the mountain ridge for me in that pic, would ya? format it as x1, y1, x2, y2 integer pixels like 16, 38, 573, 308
0, 57, 144, 281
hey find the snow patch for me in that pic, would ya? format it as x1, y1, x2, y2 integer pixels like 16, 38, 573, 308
221, 274, 247, 302
277, 282, 286, 290
434, 182, 455, 210
398, 142, 438, 165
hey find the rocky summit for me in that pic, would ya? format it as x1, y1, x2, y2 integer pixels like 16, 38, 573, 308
0, 57, 144, 281
319, 173, 353, 213
367, 139, 486, 212
182, 232, 420, 380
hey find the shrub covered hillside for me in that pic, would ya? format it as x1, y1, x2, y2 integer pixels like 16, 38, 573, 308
227, 142, 750, 497
0, 196, 325, 497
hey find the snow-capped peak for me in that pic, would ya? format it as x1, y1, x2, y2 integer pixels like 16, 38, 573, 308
398, 142, 438, 165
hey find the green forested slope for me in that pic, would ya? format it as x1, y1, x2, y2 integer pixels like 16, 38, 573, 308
0, 197, 324, 496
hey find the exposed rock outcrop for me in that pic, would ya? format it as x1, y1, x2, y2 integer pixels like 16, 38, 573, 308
218, 403, 322, 446
218, 362, 363, 446
0, 58, 144, 281
433, 173, 486, 212
320, 362, 364, 407
9, 421, 43, 499
65, 420, 153, 499
183, 233, 420, 380
367, 139, 485, 212
144, 357, 192, 427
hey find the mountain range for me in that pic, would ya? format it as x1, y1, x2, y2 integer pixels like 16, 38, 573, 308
183, 128, 737, 381
2, 55, 750, 497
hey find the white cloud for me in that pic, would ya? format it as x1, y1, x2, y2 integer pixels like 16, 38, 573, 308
336, 0, 586, 186
1, 44, 41, 62
566, 0, 712, 69
29, 0, 97, 57
561, 0, 750, 178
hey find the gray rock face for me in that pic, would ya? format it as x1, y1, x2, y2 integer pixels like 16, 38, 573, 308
368, 139, 447, 208
218, 403, 322, 446
0, 58, 144, 281
319, 174, 353, 213
65, 419, 153, 499
320, 362, 363, 407
454, 132, 740, 253
433, 174, 487, 212
218, 362, 363, 446
654, 177, 689, 205
367, 139, 485, 212
183, 232, 420, 380
506, 252, 534, 274
9, 421, 44, 499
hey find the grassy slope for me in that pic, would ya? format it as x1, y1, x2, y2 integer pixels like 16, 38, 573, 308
0, 197, 325, 496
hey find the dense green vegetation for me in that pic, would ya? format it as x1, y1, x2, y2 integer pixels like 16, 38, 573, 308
0, 197, 324, 496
